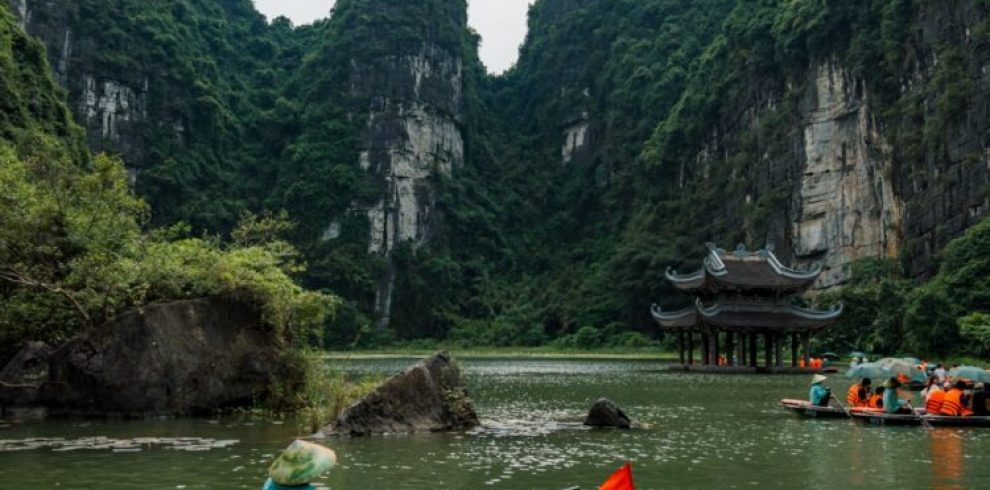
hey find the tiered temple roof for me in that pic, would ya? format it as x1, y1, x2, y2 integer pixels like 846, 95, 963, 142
664, 243, 822, 294
651, 243, 842, 370
652, 244, 842, 333
651, 299, 843, 332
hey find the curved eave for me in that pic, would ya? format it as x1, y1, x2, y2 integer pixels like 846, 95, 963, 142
766, 250, 823, 280
697, 301, 843, 330
651, 303, 697, 329
665, 267, 705, 291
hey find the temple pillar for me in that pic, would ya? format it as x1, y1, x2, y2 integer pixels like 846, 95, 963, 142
701, 333, 709, 365
737, 333, 746, 367
726, 332, 735, 366
790, 332, 798, 367
688, 332, 695, 365
713, 332, 720, 366
763, 333, 773, 368
749, 333, 757, 367
775, 334, 783, 368
802, 333, 811, 368
678, 332, 686, 365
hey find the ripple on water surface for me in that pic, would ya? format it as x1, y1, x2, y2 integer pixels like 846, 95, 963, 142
3, 358, 990, 488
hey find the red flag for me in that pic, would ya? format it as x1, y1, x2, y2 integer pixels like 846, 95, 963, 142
599, 463, 635, 490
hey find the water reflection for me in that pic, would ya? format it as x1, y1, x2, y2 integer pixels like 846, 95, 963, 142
932, 430, 964, 490
3, 358, 990, 488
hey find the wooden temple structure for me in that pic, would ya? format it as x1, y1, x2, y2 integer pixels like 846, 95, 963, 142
651, 244, 842, 372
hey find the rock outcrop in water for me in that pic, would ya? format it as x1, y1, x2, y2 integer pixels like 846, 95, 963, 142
325, 351, 478, 436
0, 297, 300, 417
583, 398, 631, 429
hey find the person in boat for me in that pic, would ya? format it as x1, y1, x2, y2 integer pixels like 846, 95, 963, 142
846, 378, 872, 407
971, 383, 988, 416
882, 378, 910, 414
939, 380, 974, 417
867, 386, 884, 409
924, 377, 946, 415
934, 364, 947, 384
263, 440, 337, 490
809, 374, 831, 407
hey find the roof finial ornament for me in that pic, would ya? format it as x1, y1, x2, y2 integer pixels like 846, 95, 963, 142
765, 243, 775, 253
734, 243, 748, 256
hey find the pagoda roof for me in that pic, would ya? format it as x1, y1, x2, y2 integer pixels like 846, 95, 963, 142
651, 300, 843, 333
665, 243, 822, 294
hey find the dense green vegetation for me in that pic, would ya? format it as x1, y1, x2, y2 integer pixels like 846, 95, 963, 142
0, 4, 336, 395
817, 217, 990, 358
4, 0, 990, 360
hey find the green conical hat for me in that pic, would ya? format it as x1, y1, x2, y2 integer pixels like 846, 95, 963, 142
268, 440, 337, 486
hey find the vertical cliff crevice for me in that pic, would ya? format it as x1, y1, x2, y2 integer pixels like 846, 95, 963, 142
792, 61, 903, 288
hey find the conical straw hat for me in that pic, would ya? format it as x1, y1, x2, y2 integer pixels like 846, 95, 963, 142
810, 374, 827, 385
268, 440, 337, 486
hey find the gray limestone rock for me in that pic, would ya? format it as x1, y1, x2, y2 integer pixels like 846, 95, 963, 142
325, 351, 478, 436
0, 297, 300, 417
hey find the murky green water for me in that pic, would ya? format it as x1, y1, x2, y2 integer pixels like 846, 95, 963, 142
2, 356, 989, 489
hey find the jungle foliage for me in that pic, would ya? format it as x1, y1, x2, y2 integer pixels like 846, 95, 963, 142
4, 0, 990, 358
817, 217, 990, 358
0, 6, 336, 365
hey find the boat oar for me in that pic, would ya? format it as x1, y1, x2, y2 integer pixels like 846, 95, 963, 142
904, 401, 933, 430
830, 395, 853, 417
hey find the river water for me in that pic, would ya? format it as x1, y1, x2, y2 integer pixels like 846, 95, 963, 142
2, 356, 989, 489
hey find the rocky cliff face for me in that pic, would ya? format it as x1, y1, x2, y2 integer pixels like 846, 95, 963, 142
677, 2, 990, 289
7, 1, 151, 165
344, 19, 466, 328
791, 62, 903, 288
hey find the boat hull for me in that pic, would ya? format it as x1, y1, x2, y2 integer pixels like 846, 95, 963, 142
851, 410, 990, 427
779, 399, 849, 418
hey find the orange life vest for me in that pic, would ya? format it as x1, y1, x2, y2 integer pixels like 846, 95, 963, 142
847, 384, 867, 407
939, 389, 973, 416
925, 390, 945, 414
868, 394, 883, 409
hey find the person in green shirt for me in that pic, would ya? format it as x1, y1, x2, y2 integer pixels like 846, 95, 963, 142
809, 374, 831, 406
882, 377, 910, 414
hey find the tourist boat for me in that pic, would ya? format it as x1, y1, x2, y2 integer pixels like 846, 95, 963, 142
850, 409, 990, 427
779, 399, 849, 418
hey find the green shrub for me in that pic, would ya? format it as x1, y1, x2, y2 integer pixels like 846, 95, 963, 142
573, 326, 604, 350
608, 331, 654, 348
959, 312, 990, 357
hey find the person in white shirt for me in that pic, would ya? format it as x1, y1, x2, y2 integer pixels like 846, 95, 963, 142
934, 364, 947, 384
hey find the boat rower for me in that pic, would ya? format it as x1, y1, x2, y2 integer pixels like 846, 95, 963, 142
809, 374, 831, 407
882, 377, 910, 414
263, 440, 337, 490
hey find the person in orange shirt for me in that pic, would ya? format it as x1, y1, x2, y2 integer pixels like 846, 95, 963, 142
846, 378, 872, 407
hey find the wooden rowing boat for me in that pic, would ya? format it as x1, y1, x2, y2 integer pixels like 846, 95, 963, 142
850, 409, 990, 427
779, 399, 848, 418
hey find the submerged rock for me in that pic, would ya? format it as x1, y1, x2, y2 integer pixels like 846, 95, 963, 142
0, 297, 301, 417
325, 351, 479, 436
583, 398, 631, 429
0, 436, 238, 453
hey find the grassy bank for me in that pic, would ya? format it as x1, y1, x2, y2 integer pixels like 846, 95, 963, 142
324, 346, 677, 360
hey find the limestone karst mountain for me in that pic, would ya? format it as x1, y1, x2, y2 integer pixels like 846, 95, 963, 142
4, 0, 989, 349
